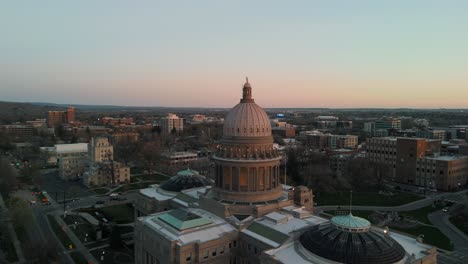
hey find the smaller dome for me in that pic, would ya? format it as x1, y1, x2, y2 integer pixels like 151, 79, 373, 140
159, 173, 211, 192
331, 213, 371, 231
299, 215, 406, 264
176, 169, 200, 177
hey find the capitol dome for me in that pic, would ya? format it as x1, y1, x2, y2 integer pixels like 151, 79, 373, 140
299, 214, 406, 264
223, 78, 272, 137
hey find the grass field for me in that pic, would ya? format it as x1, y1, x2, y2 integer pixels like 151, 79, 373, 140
450, 214, 468, 236
134, 173, 170, 182
111, 181, 159, 193
315, 191, 423, 206
399, 205, 444, 225
391, 225, 453, 251
99, 204, 134, 224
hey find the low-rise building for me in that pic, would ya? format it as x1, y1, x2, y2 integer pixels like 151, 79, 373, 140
56, 143, 88, 180
83, 161, 130, 187
416, 155, 468, 191
0, 124, 34, 139
162, 151, 198, 166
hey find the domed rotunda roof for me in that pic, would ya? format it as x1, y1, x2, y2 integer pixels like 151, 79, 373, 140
299, 214, 406, 264
223, 78, 271, 137
159, 170, 211, 192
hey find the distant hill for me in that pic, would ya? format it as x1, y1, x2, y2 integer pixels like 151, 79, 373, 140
0, 101, 65, 124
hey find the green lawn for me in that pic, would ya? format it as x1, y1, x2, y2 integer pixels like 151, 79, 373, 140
399, 205, 444, 225
450, 214, 468, 236
0, 227, 19, 262
111, 181, 159, 193
93, 188, 110, 195
315, 191, 423, 206
70, 251, 88, 264
47, 215, 74, 249
134, 173, 170, 182
99, 204, 134, 224
391, 225, 453, 251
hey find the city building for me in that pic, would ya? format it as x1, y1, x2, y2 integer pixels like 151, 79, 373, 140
0, 124, 34, 139
416, 155, 468, 191
161, 152, 199, 166
112, 131, 140, 144
134, 169, 212, 217
83, 161, 130, 187
366, 137, 397, 177
160, 113, 184, 134
26, 118, 47, 129
300, 132, 357, 149
375, 117, 401, 130
363, 122, 375, 134
89, 136, 114, 163
101, 117, 134, 126
417, 129, 446, 140
366, 137, 442, 186
395, 138, 441, 184
328, 135, 358, 149
82, 136, 131, 187
134, 79, 436, 264
47, 106, 75, 127
56, 143, 88, 180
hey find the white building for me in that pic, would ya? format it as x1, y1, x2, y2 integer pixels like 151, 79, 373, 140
56, 143, 89, 180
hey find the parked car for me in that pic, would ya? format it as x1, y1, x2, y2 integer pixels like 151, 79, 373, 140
95, 200, 105, 205
442, 207, 449, 212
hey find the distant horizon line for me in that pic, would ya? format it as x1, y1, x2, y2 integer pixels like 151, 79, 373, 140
2, 100, 468, 111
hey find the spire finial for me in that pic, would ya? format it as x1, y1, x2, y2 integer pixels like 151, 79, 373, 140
246, 76, 249, 83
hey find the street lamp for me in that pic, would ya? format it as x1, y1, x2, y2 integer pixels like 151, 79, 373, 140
101, 250, 105, 261
85, 233, 88, 242
383, 226, 389, 235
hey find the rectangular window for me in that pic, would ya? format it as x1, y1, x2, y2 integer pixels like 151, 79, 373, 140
240, 167, 248, 191
258, 168, 265, 191
186, 252, 192, 262
204, 251, 209, 259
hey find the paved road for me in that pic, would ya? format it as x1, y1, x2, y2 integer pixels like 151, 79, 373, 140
429, 210, 468, 254
316, 189, 468, 212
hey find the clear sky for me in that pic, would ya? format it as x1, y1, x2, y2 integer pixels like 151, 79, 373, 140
1, 1, 468, 108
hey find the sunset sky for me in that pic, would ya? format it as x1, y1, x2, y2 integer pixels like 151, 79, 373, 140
1, 1, 468, 108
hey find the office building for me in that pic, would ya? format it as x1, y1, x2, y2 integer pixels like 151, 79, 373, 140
89, 136, 113, 163
416, 156, 468, 191
160, 113, 184, 134
56, 143, 88, 180
375, 117, 401, 130
47, 106, 75, 127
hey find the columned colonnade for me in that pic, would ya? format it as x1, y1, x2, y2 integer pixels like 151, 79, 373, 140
215, 164, 280, 192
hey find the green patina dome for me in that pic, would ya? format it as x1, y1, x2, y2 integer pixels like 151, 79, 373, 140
331, 213, 371, 230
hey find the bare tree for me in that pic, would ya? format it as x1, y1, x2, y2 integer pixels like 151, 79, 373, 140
0, 158, 18, 196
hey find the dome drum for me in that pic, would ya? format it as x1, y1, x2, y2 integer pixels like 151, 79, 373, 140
212, 78, 283, 204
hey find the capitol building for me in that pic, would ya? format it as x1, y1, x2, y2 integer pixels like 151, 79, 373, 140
134, 79, 437, 264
